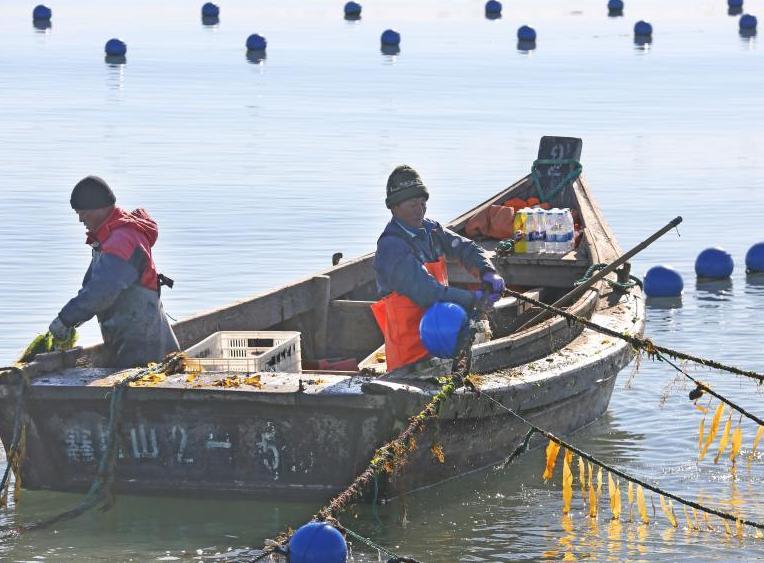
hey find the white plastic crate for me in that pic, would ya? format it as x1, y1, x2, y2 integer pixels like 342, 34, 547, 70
184, 331, 301, 373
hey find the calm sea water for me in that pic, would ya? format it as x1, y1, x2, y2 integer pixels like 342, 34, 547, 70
1, 0, 764, 560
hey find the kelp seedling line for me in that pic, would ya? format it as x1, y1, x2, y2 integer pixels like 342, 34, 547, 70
316, 377, 459, 522
249, 319, 491, 561
479, 392, 764, 530
657, 351, 764, 427
506, 287, 764, 425
504, 288, 764, 383
248, 371, 456, 562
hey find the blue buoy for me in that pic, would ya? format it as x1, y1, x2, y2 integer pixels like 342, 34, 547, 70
33, 4, 52, 20
104, 38, 127, 57
485, 0, 502, 15
344, 1, 362, 17
746, 242, 764, 273
608, 0, 624, 12
201, 2, 219, 17
419, 302, 468, 359
380, 29, 401, 46
643, 265, 683, 298
695, 247, 734, 279
517, 25, 536, 41
634, 20, 652, 36
740, 13, 757, 30
289, 522, 347, 563
246, 33, 267, 50
728, 0, 743, 8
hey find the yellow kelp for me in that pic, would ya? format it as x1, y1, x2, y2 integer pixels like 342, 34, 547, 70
596, 467, 603, 499
608, 473, 622, 520
751, 425, 764, 459
562, 455, 573, 515
431, 443, 445, 464
543, 439, 561, 481
659, 495, 678, 527
588, 484, 598, 518
636, 485, 650, 524
699, 403, 725, 461
714, 415, 733, 464
130, 372, 166, 387
729, 425, 743, 464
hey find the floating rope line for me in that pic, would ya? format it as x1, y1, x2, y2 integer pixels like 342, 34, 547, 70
655, 351, 764, 427
504, 288, 764, 383
480, 392, 764, 530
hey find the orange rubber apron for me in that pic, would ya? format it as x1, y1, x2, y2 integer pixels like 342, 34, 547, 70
370, 256, 448, 372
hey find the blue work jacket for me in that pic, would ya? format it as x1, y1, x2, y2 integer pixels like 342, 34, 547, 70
373, 218, 495, 310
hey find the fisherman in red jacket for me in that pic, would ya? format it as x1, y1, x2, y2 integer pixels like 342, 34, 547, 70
48, 176, 180, 368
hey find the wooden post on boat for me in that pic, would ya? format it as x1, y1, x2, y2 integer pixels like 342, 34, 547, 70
311, 275, 331, 358
517, 216, 683, 330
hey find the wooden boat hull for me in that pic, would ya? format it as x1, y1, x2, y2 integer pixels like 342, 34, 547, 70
0, 142, 646, 499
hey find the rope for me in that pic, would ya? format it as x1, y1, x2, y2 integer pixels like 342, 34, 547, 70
505, 288, 764, 383
7, 353, 187, 533
250, 317, 486, 561
495, 239, 515, 258
498, 428, 536, 470
575, 263, 642, 291
481, 392, 764, 529
655, 351, 764, 427
530, 158, 582, 202
0, 367, 28, 508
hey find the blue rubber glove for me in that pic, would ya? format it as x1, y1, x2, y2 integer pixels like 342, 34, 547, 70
481, 271, 506, 301
472, 289, 500, 307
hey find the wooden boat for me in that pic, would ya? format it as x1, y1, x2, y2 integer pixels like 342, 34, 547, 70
0, 137, 644, 500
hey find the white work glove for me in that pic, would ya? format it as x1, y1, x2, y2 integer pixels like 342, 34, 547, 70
49, 316, 74, 341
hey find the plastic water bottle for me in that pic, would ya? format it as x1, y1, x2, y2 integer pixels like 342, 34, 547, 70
535, 208, 547, 253
561, 208, 575, 253
546, 208, 560, 254
525, 207, 538, 253
513, 208, 528, 254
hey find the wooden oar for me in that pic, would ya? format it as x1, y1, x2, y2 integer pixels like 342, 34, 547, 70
516, 216, 683, 331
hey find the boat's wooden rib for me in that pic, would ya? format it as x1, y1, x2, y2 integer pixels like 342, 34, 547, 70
0, 150, 645, 500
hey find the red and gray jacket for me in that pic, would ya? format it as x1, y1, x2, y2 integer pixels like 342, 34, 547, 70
58, 207, 179, 368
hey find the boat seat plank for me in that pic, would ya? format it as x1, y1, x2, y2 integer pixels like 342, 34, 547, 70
327, 299, 383, 359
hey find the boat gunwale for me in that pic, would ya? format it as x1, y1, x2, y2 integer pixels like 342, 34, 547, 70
2, 173, 641, 393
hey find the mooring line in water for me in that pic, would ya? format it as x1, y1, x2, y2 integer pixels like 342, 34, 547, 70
479, 392, 764, 530
504, 288, 764, 383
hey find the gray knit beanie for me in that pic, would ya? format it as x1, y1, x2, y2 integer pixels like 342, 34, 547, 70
385, 165, 429, 209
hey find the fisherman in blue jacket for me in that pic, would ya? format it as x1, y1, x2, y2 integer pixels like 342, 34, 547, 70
48, 176, 180, 368
372, 165, 505, 377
